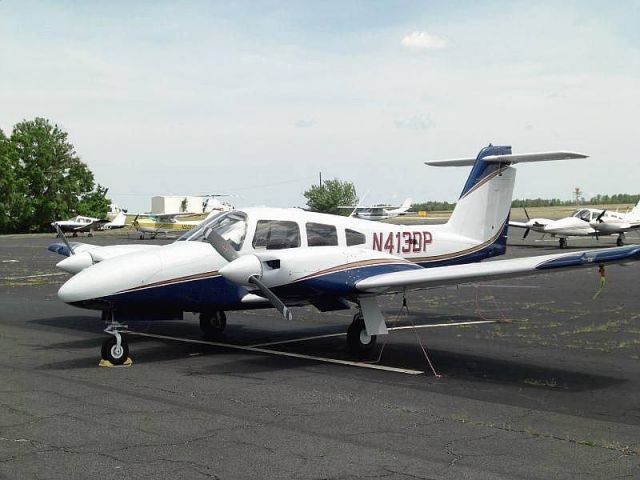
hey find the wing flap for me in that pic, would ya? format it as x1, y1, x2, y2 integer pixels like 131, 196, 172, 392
356, 245, 640, 293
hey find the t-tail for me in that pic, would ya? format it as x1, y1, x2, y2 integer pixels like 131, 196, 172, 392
426, 144, 589, 258
629, 199, 640, 218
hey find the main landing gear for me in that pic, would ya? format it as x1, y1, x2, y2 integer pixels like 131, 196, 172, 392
617, 234, 625, 247
200, 311, 227, 337
101, 315, 129, 365
559, 238, 567, 249
347, 312, 377, 356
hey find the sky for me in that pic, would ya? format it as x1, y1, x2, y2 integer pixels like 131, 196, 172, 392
1, 0, 639, 212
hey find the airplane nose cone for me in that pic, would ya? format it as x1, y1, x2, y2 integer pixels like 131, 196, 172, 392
57, 250, 162, 305
57, 275, 86, 303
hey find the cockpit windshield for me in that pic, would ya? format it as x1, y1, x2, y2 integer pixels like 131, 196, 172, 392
572, 209, 593, 222
176, 211, 248, 251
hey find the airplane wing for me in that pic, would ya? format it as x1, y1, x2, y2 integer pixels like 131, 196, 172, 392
426, 151, 588, 167
150, 213, 197, 221
356, 245, 640, 294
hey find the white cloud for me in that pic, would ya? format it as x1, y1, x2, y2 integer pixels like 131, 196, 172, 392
294, 119, 316, 128
395, 115, 433, 130
401, 31, 446, 50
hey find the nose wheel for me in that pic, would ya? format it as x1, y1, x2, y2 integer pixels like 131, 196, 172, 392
102, 321, 129, 365
559, 238, 567, 249
347, 313, 377, 356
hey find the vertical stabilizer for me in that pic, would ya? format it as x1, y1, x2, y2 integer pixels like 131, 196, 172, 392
445, 145, 515, 244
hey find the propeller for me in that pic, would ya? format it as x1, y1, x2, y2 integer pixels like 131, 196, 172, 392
130, 214, 140, 231
204, 229, 293, 321
521, 207, 532, 239
53, 223, 75, 256
595, 210, 607, 223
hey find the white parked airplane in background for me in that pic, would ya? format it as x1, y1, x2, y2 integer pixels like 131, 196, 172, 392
49, 144, 640, 366
347, 198, 413, 221
510, 201, 640, 248
51, 215, 109, 237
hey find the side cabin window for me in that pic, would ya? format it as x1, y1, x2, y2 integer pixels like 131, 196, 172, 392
253, 220, 301, 250
306, 223, 338, 246
345, 229, 366, 246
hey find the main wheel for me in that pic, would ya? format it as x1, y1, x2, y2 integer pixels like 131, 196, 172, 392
200, 311, 227, 337
617, 236, 624, 247
101, 336, 129, 365
559, 238, 567, 249
347, 314, 377, 356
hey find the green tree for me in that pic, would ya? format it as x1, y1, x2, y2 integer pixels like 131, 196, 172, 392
0, 129, 17, 232
8, 117, 109, 232
304, 178, 357, 215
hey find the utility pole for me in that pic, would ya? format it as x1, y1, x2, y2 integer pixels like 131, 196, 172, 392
319, 171, 323, 187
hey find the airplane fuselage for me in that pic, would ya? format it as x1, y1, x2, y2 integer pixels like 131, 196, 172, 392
57, 206, 507, 319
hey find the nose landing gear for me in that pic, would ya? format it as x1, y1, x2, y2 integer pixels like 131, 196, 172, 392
101, 315, 130, 366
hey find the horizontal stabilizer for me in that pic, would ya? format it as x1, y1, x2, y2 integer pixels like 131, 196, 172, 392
426, 151, 588, 167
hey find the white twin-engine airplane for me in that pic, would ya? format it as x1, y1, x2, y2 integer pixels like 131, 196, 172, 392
509, 202, 640, 248
49, 144, 640, 366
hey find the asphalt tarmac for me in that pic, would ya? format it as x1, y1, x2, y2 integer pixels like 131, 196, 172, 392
1, 231, 639, 479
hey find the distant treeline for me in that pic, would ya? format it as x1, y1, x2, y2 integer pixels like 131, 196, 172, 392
411, 194, 640, 212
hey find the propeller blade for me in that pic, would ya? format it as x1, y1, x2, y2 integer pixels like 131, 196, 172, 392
523, 228, 530, 239
53, 224, 75, 256
130, 214, 140, 231
596, 210, 607, 223
523, 207, 530, 220
248, 275, 293, 321
204, 228, 239, 262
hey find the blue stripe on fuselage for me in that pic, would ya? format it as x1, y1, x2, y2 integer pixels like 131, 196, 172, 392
415, 218, 509, 268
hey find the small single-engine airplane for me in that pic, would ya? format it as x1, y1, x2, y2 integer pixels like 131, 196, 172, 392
51, 215, 109, 237
344, 198, 413, 221
130, 195, 233, 239
50, 145, 640, 366
131, 213, 205, 239
509, 202, 640, 248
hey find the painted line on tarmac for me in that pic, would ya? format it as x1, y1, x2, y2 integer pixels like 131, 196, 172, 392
0, 272, 67, 280
251, 320, 498, 348
123, 330, 424, 375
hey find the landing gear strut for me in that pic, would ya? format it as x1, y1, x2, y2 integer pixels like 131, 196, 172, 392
617, 234, 625, 247
559, 238, 567, 249
101, 319, 129, 365
347, 312, 377, 356
200, 311, 227, 337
